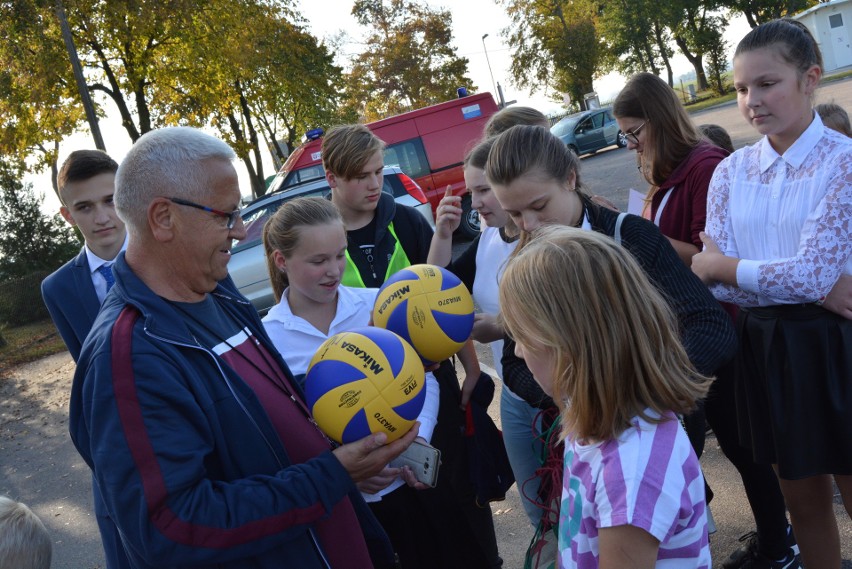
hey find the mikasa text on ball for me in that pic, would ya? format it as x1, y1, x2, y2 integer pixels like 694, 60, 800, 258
304, 327, 426, 444
372, 264, 475, 364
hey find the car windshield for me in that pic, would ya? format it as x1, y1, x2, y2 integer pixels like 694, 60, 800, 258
232, 186, 331, 254
550, 115, 582, 137
232, 173, 399, 254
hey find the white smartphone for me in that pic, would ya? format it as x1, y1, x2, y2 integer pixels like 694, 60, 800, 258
389, 440, 441, 488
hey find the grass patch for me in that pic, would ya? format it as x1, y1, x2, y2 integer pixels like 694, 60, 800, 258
824, 69, 852, 83
677, 68, 851, 114
0, 319, 67, 373
685, 91, 738, 113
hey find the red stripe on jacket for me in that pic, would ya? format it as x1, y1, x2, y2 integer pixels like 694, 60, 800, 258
110, 306, 325, 549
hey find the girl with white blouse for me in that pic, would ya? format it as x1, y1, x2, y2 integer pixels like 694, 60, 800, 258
260, 197, 448, 569
693, 19, 852, 569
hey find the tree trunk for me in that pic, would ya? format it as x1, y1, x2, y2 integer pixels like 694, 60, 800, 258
641, 39, 660, 76
226, 112, 263, 199
654, 22, 674, 87
235, 81, 265, 196
673, 34, 708, 91
87, 41, 141, 142
38, 141, 61, 201
50, 141, 59, 199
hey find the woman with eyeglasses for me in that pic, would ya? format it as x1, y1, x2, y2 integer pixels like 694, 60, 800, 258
614, 73, 800, 569
614, 73, 730, 266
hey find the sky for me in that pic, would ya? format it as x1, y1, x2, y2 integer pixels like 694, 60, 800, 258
33, 0, 752, 213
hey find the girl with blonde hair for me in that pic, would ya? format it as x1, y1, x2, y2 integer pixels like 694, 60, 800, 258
486, 124, 735, 567
500, 225, 712, 568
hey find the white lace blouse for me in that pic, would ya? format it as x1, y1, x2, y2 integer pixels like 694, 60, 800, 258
705, 114, 852, 307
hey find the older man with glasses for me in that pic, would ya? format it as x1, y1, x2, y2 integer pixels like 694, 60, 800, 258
69, 127, 417, 569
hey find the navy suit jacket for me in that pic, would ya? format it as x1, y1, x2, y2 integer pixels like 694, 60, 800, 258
41, 248, 101, 362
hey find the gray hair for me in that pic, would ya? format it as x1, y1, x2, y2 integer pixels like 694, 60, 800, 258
115, 127, 236, 232
0, 496, 52, 569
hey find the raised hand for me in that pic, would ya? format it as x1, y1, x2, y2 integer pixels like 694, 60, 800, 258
434, 186, 463, 239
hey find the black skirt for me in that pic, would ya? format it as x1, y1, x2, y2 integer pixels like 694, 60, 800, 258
736, 304, 852, 479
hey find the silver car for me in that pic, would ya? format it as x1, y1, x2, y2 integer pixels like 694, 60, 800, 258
550, 108, 628, 156
229, 166, 434, 314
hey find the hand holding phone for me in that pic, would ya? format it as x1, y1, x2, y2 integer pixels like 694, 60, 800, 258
389, 439, 441, 488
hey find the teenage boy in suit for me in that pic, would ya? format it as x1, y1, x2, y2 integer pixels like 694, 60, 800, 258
40, 149, 129, 569
41, 150, 127, 363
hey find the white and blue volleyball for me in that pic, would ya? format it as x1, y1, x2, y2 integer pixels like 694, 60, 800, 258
304, 327, 426, 444
372, 264, 475, 364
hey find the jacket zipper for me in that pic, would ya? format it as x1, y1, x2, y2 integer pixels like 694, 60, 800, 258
142, 329, 332, 568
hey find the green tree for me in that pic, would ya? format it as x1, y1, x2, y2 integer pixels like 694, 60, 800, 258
661, 1, 728, 91
501, 0, 612, 110
0, 1, 86, 198
719, 0, 818, 28
346, 0, 473, 121
705, 27, 730, 95
598, 0, 676, 84
158, 0, 344, 197
64, 0, 206, 142
0, 159, 79, 279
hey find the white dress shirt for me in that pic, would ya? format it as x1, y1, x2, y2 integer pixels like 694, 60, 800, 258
262, 284, 440, 502
705, 114, 852, 306
85, 234, 129, 303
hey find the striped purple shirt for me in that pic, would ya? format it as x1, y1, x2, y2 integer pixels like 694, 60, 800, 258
558, 410, 710, 568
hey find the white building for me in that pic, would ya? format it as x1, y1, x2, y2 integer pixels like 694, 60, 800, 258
793, 0, 852, 71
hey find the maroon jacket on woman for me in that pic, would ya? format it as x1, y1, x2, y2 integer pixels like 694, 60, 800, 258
650, 141, 729, 249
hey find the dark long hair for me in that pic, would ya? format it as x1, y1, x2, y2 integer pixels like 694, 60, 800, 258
613, 72, 702, 189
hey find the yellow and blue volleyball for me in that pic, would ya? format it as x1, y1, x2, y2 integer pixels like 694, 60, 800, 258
372, 264, 474, 364
304, 327, 426, 444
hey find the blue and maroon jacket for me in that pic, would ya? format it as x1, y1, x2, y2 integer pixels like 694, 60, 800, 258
69, 254, 391, 569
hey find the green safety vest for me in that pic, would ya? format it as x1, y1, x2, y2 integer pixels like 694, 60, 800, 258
342, 222, 412, 288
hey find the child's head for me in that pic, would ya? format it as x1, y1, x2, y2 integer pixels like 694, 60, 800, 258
486, 125, 585, 234
57, 150, 125, 259
698, 124, 735, 153
322, 125, 386, 218
733, 19, 822, 147
262, 197, 346, 304
613, 72, 702, 186
815, 103, 852, 137
499, 226, 711, 442
463, 137, 512, 230
484, 106, 549, 137
0, 496, 52, 569
735, 18, 822, 79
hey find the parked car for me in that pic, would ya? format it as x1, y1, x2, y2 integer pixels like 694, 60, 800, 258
550, 108, 627, 156
268, 92, 499, 239
229, 166, 434, 315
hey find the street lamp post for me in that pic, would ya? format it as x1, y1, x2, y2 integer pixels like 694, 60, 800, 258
481, 33, 499, 106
